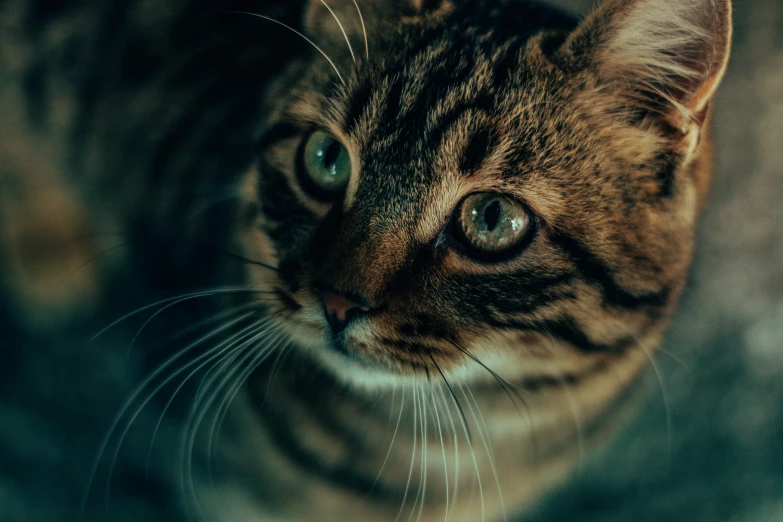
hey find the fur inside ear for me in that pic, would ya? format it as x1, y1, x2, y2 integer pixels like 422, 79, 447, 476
566, 0, 732, 128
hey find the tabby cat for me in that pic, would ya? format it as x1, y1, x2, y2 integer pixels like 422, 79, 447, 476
0, 0, 732, 521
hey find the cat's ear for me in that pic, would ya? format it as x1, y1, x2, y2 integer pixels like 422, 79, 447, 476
563, 0, 732, 131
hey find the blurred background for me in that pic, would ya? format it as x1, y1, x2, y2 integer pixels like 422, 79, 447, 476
1, 0, 781, 521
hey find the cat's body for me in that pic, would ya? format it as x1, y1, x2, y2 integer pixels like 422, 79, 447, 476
0, 1, 734, 521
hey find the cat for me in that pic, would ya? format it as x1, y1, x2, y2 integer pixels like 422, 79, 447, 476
0, 0, 733, 521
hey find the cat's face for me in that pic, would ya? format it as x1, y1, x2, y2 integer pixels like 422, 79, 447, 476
238, 0, 731, 390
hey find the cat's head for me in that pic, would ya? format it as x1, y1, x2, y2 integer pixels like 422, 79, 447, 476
238, 0, 732, 390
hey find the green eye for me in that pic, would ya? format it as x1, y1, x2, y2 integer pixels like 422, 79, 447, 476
456, 193, 533, 256
300, 131, 351, 198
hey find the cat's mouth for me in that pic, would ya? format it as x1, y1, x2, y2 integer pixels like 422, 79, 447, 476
273, 288, 459, 385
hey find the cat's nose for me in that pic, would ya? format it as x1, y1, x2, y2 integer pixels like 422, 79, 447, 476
315, 286, 373, 334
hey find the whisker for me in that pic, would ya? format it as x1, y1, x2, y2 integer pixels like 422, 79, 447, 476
434, 384, 460, 519
452, 385, 484, 522
657, 347, 693, 375
144, 316, 276, 476
428, 354, 472, 444
632, 337, 673, 474
220, 11, 347, 86
429, 355, 482, 521
209, 326, 289, 455
320, 0, 356, 63
372, 386, 406, 490
462, 385, 507, 522
448, 340, 539, 470
148, 301, 263, 350
122, 318, 266, 486
90, 286, 273, 342
412, 356, 431, 522
206, 329, 289, 486
411, 381, 428, 522
350, 0, 369, 60
169, 235, 280, 272
428, 385, 449, 522
142, 304, 263, 475
126, 295, 276, 358
395, 381, 419, 522
537, 324, 586, 472
182, 191, 240, 225
182, 325, 283, 521
55, 241, 131, 290
261, 334, 293, 406
192, 317, 278, 406
79, 312, 255, 521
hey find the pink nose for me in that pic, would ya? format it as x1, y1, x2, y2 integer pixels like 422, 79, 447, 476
317, 289, 372, 333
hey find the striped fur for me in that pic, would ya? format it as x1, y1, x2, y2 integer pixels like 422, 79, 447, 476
232, 1, 732, 520
0, 0, 731, 521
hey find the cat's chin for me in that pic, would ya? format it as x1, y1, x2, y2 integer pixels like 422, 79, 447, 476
274, 317, 418, 391
304, 342, 419, 392
277, 316, 500, 392
287, 335, 442, 392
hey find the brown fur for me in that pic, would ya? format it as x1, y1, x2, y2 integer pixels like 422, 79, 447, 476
222, 0, 734, 521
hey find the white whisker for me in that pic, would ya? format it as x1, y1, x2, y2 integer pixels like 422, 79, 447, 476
372, 386, 406, 489
538, 325, 586, 471
207, 329, 290, 485
429, 385, 449, 522
223, 11, 346, 86
182, 324, 284, 520
89, 286, 271, 342
396, 384, 419, 522
192, 317, 277, 406
630, 335, 673, 473
126, 294, 272, 358
351, 0, 369, 60
150, 301, 262, 350
435, 384, 460, 519
450, 385, 483, 522
139, 317, 270, 479
411, 382, 428, 522
320, 0, 357, 63
79, 312, 256, 520
462, 385, 507, 522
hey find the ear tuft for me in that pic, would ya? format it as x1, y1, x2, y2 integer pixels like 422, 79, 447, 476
569, 0, 732, 127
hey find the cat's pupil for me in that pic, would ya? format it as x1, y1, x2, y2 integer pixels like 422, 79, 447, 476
484, 200, 502, 231
323, 141, 342, 171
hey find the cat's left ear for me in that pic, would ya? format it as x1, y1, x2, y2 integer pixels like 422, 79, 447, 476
563, 0, 732, 134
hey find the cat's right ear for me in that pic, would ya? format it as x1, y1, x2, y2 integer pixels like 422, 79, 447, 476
561, 0, 732, 133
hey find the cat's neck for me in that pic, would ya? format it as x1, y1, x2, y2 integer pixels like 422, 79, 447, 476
220, 347, 650, 522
